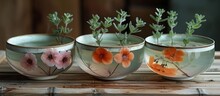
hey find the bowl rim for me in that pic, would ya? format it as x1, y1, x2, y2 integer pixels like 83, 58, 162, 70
75, 33, 145, 48
145, 34, 215, 49
6, 33, 75, 49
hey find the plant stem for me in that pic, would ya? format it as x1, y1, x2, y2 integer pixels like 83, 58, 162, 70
52, 68, 57, 75
38, 66, 48, 75
76, 45, 105, 77
156, 38, 159, 44
108, 64, 120, 77
48, 67, 51, 76
172, 62, 190, 77
160, 56, 190, 77
171, 36, 173, 46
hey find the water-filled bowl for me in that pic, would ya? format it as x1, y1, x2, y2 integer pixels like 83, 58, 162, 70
6, 34, 74, 80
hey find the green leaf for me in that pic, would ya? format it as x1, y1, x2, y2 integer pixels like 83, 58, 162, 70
114, 23, 128, 32
183, 38, 189, 46
136, 17, 146, 27
129, 22, 140, 34
48, 11, 61, 26
63, 13, 73, 25
150, 14, 156, 21
102, 17, 114, 28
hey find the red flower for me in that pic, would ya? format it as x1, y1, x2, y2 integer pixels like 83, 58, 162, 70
147, 56, 177, 77
114, 47, 134, 68
92, 47, 113, 65
163, 47, 185, 62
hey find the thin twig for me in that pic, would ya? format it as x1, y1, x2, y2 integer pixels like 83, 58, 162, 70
108, 64, 120, 77
38, 66, 48, 75
172, 62, 191, 77
51, 68, 57, 75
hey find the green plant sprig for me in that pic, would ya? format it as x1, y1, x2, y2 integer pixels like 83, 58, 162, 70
113, 10, 130, 46
183, 14, 206, 46
167, 11, 178, 45
149, 8, 166, 44
87, 9, 145, 46
149, 8, 206, 46
87, 14, 114, 46
48, 12, 73, 44
114, 10, 146, 46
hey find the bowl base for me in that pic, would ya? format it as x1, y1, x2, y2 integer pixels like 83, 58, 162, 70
29, 75, 59, 80
96, 76, 127, 81
163, 76, 195, 80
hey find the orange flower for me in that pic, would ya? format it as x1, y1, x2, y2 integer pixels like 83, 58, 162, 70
92, 47, 113, 65
163, 47, 184, 62
148, 56, 177, 77
114, 47, 134, 68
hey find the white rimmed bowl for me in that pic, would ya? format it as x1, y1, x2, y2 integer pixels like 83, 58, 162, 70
145, 34, 215, 80
6, 34, 74, 80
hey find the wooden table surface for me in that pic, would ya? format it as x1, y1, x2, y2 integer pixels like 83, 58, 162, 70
0, 50, 220, 96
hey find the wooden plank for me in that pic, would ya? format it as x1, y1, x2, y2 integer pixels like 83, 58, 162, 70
2, 87, 220, 96
215, 51, 220, 59
0, 0, 32, 50
1, 73, 220, 95
0, 67, 220, 95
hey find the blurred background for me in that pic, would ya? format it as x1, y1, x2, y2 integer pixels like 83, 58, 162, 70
0, 0, 219, 50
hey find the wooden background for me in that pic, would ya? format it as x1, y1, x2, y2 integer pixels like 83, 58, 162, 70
1, 0, 219, 50
0, 0, 168, 50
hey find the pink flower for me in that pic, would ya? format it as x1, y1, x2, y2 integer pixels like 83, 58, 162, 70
41, 49, 59, 67
20, 53, 38, 71
114, 47, 134, 68
54, 51, 72, 69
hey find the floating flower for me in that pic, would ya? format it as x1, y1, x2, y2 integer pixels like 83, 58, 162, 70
163, 47, 185, 62
148, 56, 177, 77
41, 49, 59, 67
55, 51, 72, 69
114, 47, 134, 68
20, 53, 38, 71
92, 47, 113, 65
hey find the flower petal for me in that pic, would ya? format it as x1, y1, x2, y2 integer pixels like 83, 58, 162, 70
55, 51, 72, 69
128, 52, 134, 60
41, 49, 58, 67
92, 47, 113, 65
20, 53, 38, 71
102, 51, 113, 65
163, 47, 185, 62
121, 47, 128, 52
122, 60, 131, 68
149, 63, 177, 77
148, 56, 155, 66
92, 48, 104, 64
114, 53, 122, 64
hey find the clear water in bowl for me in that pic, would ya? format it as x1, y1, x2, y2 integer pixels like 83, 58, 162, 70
76, 40, 144, 80
145, 41, 215, 80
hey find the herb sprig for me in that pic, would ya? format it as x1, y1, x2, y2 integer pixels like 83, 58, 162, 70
87, 15, 114, 46
114, 10, 146, 45
48, 12, 73, 44
149, 8, 206, 46
183, 14, 206, 46
88, 9, 146, 46
149, 8, 166, 44
167, 11, 178, 45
